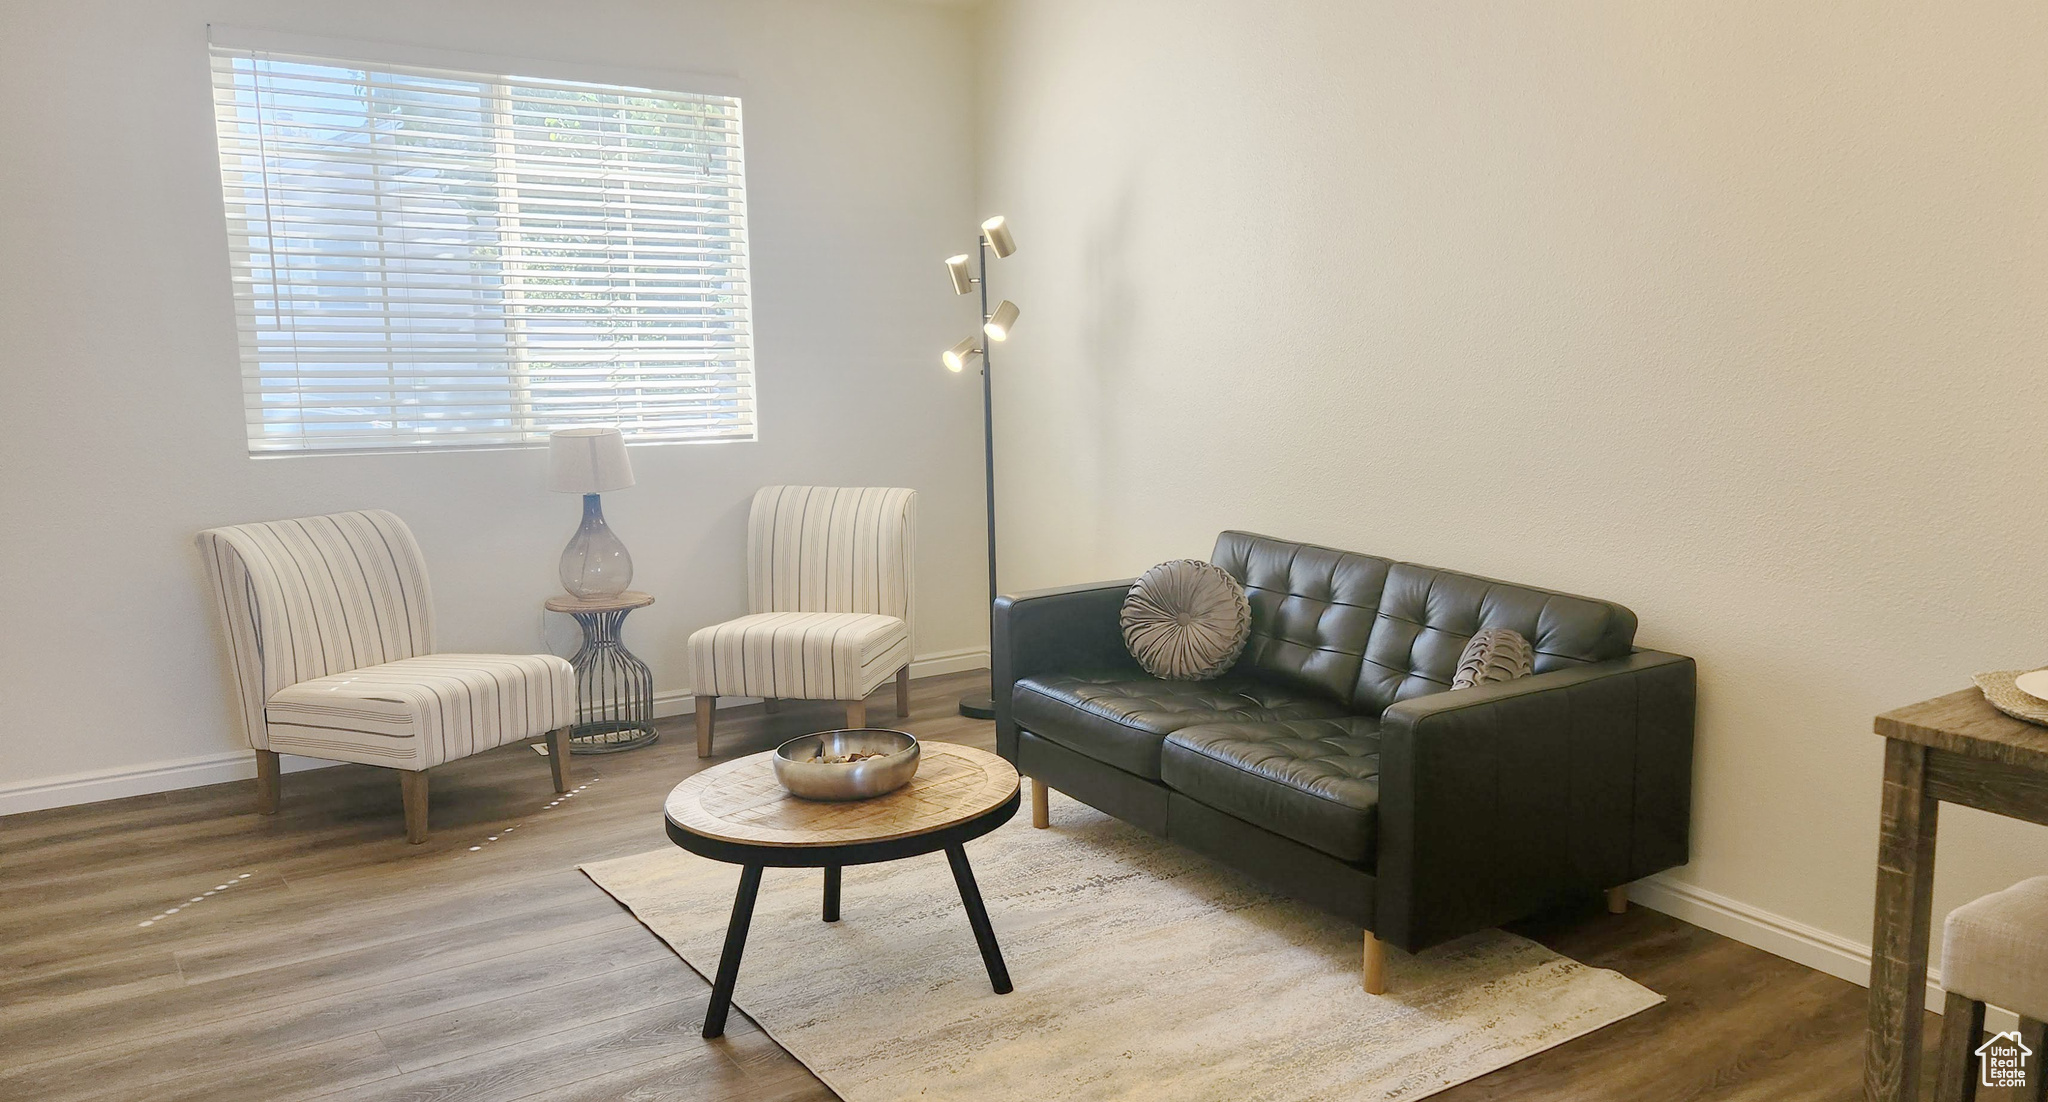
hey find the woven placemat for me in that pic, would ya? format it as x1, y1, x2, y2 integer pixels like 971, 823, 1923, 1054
1973, 669, 2048, 727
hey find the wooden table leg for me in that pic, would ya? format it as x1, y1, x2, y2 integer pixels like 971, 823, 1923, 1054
945, 844, 1012, 995
1866, 737, 1941, 1102
703, 864, 764, 1038
823, 865, 841, 923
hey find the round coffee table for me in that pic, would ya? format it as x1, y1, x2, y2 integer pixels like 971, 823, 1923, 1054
663, 740, 1021, 1038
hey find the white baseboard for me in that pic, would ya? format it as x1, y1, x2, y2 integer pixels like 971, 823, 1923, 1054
0, 751, 345, 817
0, 649, 992, 818
1629, 872, 2015, 1028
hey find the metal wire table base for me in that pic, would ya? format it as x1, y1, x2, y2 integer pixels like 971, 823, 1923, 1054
565, 608, 658, 755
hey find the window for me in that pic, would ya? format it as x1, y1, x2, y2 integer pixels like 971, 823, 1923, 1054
209, 44, 752, 453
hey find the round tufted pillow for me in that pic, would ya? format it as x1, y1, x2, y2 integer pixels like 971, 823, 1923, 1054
1452, 627, 1534, 690
1120, 559, 1252, 682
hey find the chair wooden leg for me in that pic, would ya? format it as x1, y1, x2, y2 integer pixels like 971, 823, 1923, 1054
2020, 1017, 2048, 1102
1362, 929, 1387, 995
845, 699, 867, 730
546, 726, 572, 793
695, 695, 716, 758
895, 665, 911, 719
1934, 990, 1985, 1102
400, 770, 429, 845
1606, 886, 1628, 914
253, 750, 280, 815
1031, 777, 1050, 828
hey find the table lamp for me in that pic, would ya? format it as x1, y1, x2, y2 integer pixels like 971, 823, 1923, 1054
549, 427, 636, 599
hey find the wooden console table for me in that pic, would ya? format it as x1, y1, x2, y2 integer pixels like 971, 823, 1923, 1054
1865, 688, 2048, 1102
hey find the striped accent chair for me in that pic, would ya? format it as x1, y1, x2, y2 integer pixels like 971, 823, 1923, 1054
197, 510, 576, 843
688, 486, 918, 756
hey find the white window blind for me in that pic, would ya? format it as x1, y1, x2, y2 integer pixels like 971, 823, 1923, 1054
209, 45, 753, 453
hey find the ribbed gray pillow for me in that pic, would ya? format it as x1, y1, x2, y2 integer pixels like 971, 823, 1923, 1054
1452, 627, 1534, 689
1120, 559, 1251, 682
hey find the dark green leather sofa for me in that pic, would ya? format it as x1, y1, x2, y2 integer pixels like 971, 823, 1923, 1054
992, 531, 1695, 992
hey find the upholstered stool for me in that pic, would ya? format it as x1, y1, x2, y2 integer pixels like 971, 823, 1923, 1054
1936, 876, 2048, 1101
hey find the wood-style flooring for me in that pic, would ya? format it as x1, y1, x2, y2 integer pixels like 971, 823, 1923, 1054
0, 671, 2011, 1100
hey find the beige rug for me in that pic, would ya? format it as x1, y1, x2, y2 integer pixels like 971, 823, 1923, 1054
582, 791, 1660, 1101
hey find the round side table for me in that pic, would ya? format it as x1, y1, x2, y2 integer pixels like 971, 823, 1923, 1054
546, 590, 658, 754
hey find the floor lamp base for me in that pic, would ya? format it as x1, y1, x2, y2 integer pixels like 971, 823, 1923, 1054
958, 692, 996, 720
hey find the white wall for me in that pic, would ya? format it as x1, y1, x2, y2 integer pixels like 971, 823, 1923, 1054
976, 0, 2048, 981
0, 0, 987, 805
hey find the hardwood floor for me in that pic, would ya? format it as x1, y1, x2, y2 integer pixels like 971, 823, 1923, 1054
0, 670, 2009, 1100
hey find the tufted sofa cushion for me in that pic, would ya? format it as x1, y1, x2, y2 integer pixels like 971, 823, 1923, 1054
1352, 562, 1637, 713
1210, 532, 1392, 705
1160, 718, 1382, 863
1012, 672, 1348, 780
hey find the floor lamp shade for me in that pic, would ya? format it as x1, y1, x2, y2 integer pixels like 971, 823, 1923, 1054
980, 216, 1016, 259
946, 254, 975, 295
984, 300, 1020, 342
944, 336, 981, 372
549, 428, 635, 599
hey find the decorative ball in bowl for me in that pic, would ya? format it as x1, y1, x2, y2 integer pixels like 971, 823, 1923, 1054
772, 729, 920, 801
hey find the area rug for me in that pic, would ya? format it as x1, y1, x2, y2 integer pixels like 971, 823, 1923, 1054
581, 791, 1660, 1101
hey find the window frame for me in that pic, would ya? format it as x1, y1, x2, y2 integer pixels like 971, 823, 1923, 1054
207, 26, 756, 457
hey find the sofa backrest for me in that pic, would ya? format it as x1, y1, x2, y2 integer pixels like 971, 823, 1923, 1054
1351, 562, 1637, 713
1211, 531, 1392, 705
1212, 531, 1638, 714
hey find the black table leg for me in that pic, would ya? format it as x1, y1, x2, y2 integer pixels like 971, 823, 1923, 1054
823, 865, 841, 923
944, 843, 1012, 994
703, 864, 763, 1038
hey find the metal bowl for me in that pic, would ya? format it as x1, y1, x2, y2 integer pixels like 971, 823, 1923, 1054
772, 729, 920, 801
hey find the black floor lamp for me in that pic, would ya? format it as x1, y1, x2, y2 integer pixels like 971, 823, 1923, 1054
942, 216, 1020, 720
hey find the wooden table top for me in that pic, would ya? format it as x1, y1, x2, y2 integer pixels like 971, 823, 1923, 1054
545, 590, 655, 614
1875, 687, 2048, 772
664, 741, 1019, 849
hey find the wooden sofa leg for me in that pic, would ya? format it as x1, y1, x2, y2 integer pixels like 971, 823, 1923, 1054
695, 695, 716, 758
895, 665, 911, 719
845, 699, 867, 730
400, 770, 429, 845
254, 750, 280, 815
1363, 930, 1387, 995
1605, 886, 1629, 914
1031, 778, 1050, 829
547, 726, 572, 793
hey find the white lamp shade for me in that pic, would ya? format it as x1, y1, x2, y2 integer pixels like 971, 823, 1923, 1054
548, 427, 636, 493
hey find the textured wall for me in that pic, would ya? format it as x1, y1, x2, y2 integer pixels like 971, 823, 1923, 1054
976, 0, 2048, 963
0, 0, 986, 796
